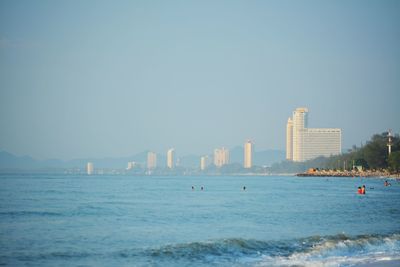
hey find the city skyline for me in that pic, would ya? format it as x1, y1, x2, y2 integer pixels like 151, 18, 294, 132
0, 126, 397, 163
1, 1, 399, 160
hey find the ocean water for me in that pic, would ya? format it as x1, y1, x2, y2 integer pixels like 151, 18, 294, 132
0, 174, 399, 267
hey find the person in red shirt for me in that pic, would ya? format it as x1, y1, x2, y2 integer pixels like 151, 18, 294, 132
361, 185, 366, 194
357, 187, 363, 194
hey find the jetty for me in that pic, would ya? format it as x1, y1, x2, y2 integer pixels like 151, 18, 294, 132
296, 168, 399, 178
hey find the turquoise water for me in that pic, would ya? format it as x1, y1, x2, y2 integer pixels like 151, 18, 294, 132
0, 174, 399, 266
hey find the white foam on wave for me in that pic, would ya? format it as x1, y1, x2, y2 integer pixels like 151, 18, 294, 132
256, 234, 400, 267
258, 253, 400, 267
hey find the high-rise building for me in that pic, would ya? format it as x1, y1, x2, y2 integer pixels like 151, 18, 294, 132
292, 107, 308, 161
200, 155, 209, 171
147, 152, 157, 170
244, 140, 254, 168
214, 148, 229, 167
286, 118, 293, 160
86, 162, 94, 175
301, 128, 342, 160
286, 107, 341, 162
167, 148, 175, 169
126, 161, 137, 170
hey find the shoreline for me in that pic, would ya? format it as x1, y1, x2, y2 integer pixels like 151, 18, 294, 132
296, 170, 400, 179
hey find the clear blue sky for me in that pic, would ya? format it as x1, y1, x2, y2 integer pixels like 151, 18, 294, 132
1, 0, 399, 159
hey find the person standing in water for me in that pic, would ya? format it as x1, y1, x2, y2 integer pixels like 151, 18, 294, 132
361, 185, 366, 194
357, 186, 363, 194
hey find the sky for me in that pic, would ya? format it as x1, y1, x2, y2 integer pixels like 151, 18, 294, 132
0, 0, 399, 160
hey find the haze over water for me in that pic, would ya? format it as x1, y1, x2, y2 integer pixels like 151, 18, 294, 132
1, 1, 399, 160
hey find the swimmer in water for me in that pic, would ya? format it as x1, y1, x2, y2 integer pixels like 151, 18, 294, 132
243, 186, 246, 191
357, 186, 362, 194
361, 185, 366, 194
192, 186, 195, 190
201, 186, 204, 191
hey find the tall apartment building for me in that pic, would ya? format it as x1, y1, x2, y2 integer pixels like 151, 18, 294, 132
126, 161, 137, 170
167, 148, 175, 169
244, 140, 254, 168
286, 107, 341, 162
147, 152, 157, 170
292, 107, 308, 161
286, 118, 293, 160
214, 148, 229, 167
200, 155, 209, 171
86, 162, 94, 175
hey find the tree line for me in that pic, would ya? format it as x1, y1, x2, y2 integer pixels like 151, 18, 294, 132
270, 132, 400, 173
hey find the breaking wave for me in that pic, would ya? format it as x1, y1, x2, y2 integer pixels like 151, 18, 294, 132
4, 233, 400, 266
143, 233, 400, 266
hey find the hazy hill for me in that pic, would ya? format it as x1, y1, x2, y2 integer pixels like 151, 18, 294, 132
0, 148, 285, 170
229, 146, 285, 166
0, 151, 37, 169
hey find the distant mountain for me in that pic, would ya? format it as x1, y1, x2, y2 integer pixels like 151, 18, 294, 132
228, 146, 285, 166
229, 146, 244, 164
0, 147, 285, 170
0, 150, 143, 170
253, 149, 285, 166
0, 151, 37, 169
178, 154, 201, 168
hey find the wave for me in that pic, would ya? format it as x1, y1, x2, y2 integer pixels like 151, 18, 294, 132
258, 233, 400, 266
0, 211, 62, 217
147, 238, 269, 260
3, 233, 399, 266
0, 205, 118, 218
144, 233, 400, 266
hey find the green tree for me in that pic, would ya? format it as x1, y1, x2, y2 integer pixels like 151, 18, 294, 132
269, 132, 400, 173
354, 158, 369, 169
388, 151, 400, 173
363, 133, 389, 169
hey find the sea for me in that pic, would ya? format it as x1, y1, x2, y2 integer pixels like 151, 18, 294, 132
0, 174, 399, 267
